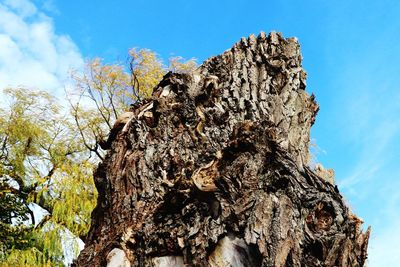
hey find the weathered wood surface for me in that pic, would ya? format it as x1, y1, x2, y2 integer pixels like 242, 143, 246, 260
75, 32, 370, 266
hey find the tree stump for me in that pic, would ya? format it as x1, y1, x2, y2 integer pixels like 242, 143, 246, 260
75, 32, 370, 267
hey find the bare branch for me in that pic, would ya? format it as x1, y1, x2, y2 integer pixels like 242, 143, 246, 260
130, 58, 141, 102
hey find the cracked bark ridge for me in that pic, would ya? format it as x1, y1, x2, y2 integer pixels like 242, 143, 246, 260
75, 32, 370, 266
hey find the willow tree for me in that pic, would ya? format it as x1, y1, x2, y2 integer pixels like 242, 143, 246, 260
0, 88, 97, 266
0, 48, 196, 266
69, 49, 196, 161
76, 32, 370, 266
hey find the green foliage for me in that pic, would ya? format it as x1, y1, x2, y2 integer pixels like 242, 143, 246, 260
0, 223, 34, 259
0, 47, 197, 266
0, 88, 97, 265
0, 225, 63, 267
49, 161, 96, 237
169, 56, 197, 74
129, 48, 166, 98
70, 48, 197, 160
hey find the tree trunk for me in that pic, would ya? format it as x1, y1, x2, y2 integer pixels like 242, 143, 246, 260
75, 32, 370, 267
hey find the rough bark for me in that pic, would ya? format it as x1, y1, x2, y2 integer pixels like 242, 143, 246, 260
75, 32, 370, 267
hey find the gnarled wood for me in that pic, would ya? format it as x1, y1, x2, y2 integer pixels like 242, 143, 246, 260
75, 32, 369, 267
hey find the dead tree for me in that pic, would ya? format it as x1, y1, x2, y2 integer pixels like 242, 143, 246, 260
75, 32, 370, 267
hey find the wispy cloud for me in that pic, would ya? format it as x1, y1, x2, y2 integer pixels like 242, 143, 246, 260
0, 0, 83, 97
40, 0, 60, 15
337, 70, 400, 190
338, 120, 398, 190
332, 65, 400, 266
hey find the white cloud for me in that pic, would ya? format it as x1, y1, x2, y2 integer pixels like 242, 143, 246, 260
41, 0, 59, 15
3, 0, 37, 17
0, 0, 83, 98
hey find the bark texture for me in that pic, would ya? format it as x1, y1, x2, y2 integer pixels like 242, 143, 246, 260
75, 32, 370, 267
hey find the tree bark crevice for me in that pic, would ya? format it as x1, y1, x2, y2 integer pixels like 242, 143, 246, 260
75, 32, 369, 267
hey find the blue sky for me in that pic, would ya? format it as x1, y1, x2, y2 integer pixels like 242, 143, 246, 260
1, 0, 400, 265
